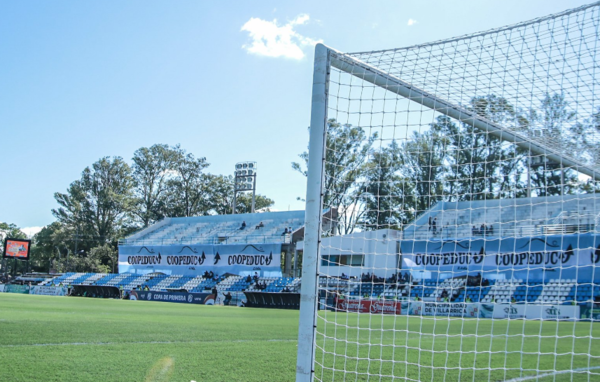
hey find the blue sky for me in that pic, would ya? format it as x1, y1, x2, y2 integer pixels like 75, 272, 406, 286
0, 0, 591, 235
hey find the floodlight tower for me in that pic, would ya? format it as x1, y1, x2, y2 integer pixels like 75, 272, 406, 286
232, 161, 257, 214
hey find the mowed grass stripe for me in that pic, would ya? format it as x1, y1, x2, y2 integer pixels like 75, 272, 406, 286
2, 293, 599, 381
315, 311, 600, 381
0, 338, 297, 348
0, 293, 299, 382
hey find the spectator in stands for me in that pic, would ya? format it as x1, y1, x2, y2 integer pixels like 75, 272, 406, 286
472, 226, 478, 235
253, 272, 259, 282
288, 226, 292, 233
428, 216, 432, 231
480, 223, 486, 235
341, 273, 349, 280
432, 218, 437, 234
333, 291, 339, 311
240, 221, 246, 230
281, 227, 289, 236
209, 271, 214, 279
489, 225, 494, 235
255, 221, 264, 229
465, 296, 472, 303
245, 274, 252, 283
441, 289, 448, 298
511, 296, 516, 304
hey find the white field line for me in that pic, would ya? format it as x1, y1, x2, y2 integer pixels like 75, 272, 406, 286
0, 338, 296, 348
504, 366, 600, 382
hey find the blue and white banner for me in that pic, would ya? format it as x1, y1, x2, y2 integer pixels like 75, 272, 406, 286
118, 243, 281, 276
401, 233, 600, 274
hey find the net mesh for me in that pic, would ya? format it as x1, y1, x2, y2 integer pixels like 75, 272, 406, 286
310, 3, 600, 381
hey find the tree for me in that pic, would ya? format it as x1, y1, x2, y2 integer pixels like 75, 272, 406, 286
361, 141, 414, 230
30, 222, 67, 273
53, 156, 135, 251
400, 129, 447, 213
528, 94, 579, 196
293, 119, 376, 234
161, 150, 210, 217
235, 193, 275, 214
0, 222, 26, 242
203, 174, 235, 215
131, 144, 179, 227
197, 174, 274, 215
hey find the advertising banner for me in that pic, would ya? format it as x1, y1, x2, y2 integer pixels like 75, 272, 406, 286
4, 284, 30, 294
118, 243, 282, 276
130, 290, 211, 305
337, 299, 402, 314
492, 304, 580, 320
29, 286, 68, 296
407, 302, 481, 318
401, 233, 600, 274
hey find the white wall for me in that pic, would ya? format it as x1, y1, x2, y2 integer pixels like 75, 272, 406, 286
298, 229, 401, 279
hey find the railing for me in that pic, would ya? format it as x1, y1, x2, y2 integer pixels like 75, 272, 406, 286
403, 223, 595, 240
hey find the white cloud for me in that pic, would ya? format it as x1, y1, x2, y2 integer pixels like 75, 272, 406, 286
407, 18, 418, 26
241, 14, 321, 60
21, 226, 44, 238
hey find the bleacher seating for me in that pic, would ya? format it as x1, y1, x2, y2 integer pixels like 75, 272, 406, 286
143, 274, 168, 290
121, 210, 306, 246
31, 272, 600, 308
402, 194, 600, 240
265, 277, 297, 293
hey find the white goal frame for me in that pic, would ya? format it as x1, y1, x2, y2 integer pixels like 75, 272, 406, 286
296, 36, 600, 380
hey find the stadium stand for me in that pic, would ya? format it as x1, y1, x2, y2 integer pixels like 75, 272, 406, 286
402, 194, 600, 240
33, 270, 600, 308
30, 194, 600, 311
121, 210, 306, 246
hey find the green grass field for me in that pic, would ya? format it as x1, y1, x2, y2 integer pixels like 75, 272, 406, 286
0, 294, 299, 382
1, 294, 599, 382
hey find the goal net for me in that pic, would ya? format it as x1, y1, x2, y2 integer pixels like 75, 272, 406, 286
297, 3, 600, 381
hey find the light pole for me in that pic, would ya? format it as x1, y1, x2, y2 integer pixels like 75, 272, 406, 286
232, 161, 257, 214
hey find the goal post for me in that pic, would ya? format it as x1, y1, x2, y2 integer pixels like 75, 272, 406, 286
297, 3, 600, 381
296, 43, 329, 381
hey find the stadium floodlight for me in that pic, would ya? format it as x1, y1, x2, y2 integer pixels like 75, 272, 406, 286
232, 161, 257, 214
297, 3, 600, 382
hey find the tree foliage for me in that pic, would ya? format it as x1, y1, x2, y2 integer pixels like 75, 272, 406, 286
293, 119, 376, 234
53, 156, 135, 250
33, 145, 276, 274
293, 93, 596, 234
